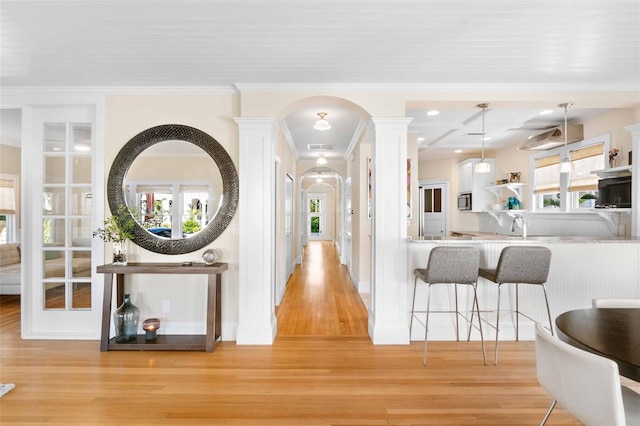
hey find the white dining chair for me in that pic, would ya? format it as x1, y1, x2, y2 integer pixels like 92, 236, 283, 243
535, 322, 640, 425
592, 298, 640, 308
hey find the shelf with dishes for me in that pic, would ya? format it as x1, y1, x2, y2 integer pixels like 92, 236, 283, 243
484, 183, 527, 199
485, 209, 527, 227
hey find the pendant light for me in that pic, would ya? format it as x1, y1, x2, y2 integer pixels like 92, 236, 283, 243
313, 112, 331, 131
558, 102, 573, 174
474, 103, 491, 174
316, 153, 327, 165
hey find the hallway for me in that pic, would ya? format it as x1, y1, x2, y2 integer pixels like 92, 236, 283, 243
276, 241, 369, 337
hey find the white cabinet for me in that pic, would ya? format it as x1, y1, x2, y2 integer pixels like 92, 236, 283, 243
458, 158, 495, 212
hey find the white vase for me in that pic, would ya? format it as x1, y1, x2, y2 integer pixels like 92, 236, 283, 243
112, 241, 128, 266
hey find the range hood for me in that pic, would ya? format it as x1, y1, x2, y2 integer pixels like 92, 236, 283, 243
519, 124, 583, 151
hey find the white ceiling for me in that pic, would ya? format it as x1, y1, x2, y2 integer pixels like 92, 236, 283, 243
1, 1, 639, 173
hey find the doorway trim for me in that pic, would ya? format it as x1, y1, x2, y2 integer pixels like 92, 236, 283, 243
418, 178, 449, 238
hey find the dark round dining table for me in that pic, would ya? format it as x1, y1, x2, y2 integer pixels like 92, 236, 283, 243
555, 308, 640, 382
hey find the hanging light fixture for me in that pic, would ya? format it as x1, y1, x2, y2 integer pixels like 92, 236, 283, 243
316, 153, 327, 165
313, 112, 331, 131
316, 177, 323, 183
474, 103, 491, 174
558, 102, 574, 174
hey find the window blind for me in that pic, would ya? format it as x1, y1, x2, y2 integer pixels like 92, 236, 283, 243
534, 155, 561, 194
568, 143, 605, 192
0, 179, 16, 214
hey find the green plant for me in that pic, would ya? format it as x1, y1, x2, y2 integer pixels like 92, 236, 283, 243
182, 209, 202, 234
93, 205, 137, 243
579, 193, 597, 202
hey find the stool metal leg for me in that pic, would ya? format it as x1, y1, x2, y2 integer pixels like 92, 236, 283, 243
541, 283, 554, 336
494, 283, 503, 365
423, 283, 433, 365
454, 283, 460, 341
472, 282, 487, 365
516, 282, 520, 341
410, 276, 419, 334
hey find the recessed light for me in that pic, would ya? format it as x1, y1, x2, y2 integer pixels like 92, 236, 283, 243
417, 137, 425, 142
482, 136, 491, 141
539, 110, 554, 115
426, 110, 440, 116
454, 149, 463, 153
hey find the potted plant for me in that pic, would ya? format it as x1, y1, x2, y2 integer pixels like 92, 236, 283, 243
93, 205, 137, 265
579, 193, 597, 208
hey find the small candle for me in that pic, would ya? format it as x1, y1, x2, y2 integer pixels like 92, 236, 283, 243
142, 318, 161, 341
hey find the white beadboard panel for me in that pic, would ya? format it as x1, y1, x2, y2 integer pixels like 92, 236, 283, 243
2, 1, 638, 88
480, 212, 625, 238
408, 239, 640, 341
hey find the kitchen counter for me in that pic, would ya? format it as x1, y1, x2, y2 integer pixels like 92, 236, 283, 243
408, 232, 640, 243
407, 236, 640, 342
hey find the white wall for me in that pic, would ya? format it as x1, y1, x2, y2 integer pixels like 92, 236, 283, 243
104, 94, 240, 338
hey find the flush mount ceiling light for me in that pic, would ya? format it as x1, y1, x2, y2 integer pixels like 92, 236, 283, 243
316, 177, 323, 183
426, 110, 440, 116
474, 103, 491, 174
313, 112, 331, 131
316, 153, 327, 165
558, 102, 574, 174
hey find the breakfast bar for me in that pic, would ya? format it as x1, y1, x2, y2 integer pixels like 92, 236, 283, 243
407, 235, 640, 341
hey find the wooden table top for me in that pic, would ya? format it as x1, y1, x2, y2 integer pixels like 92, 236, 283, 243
555, 308, 640, 382
97, 262, 228, 274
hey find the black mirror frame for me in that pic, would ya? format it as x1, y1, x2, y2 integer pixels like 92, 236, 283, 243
107, 124, 238, 255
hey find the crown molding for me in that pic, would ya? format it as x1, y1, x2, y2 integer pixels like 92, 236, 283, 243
2, 85, 238, 97
234, 82, 640, 93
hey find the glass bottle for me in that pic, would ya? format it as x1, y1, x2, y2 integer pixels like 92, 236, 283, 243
112, 240, 127, 265
114, 293, 140, 343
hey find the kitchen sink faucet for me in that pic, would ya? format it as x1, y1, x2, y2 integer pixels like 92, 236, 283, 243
511, 214, 527, 238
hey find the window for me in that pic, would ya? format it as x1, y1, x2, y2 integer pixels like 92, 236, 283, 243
533, 155, 561, 209
0, 176, 17, 243
531, 135, 608, 211
568, 143, 604, 209
126, 181, 215, 238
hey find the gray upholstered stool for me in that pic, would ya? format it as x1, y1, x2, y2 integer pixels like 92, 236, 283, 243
478, 245, 552, 365
410, 246, 486, 365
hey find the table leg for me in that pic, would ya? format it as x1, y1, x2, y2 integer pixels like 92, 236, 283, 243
100, 273, 114, 351
205, 273, 222, 352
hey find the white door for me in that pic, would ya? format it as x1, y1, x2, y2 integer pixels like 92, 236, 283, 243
285, 174, 294, 279
420, 182, 447, 238
341, 177, 352, 268
24, 106, 99, 338
307, 193, 326, 241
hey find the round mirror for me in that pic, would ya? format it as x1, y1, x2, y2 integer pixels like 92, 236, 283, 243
107, 124, 238, 255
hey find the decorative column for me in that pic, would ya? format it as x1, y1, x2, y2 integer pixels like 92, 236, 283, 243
626, 123, 640, 236
234, 118, 278, 344
369, 117, 413, 344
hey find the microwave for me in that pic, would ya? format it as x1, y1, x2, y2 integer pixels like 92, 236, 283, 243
597, 176, 631, 208
458, 192, 472, 210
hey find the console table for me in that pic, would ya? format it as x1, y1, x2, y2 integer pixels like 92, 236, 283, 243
97, 262, 228, 352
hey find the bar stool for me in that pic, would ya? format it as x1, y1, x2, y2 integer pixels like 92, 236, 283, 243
478, 246, 552, 365
410, 246, 486, 365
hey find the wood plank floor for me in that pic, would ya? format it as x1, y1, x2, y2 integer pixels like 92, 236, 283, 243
0, 241, 581, 425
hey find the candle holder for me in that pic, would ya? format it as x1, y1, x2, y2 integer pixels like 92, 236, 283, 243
142, 318, 161, 341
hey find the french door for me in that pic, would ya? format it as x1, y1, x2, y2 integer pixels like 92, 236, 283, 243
307, 193, 325, 241
419, 182, 447, 238
23, 106, 99, 338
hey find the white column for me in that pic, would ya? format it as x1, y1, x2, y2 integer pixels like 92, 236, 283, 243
369, 117, 413, 344
234, 118, 278, 344
626, 123, 640, 236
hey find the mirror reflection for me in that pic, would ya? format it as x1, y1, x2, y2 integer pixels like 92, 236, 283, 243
124, 140, 223, 240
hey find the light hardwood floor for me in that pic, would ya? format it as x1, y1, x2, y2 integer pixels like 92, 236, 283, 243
0, 241, 580, 425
